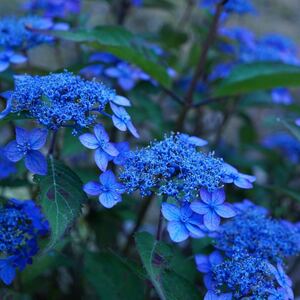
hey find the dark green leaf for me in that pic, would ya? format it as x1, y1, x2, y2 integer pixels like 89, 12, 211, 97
215, 63, 300, 97
84, 252, 145, 300
135, 232, 199, 300
34, 156, 87, 251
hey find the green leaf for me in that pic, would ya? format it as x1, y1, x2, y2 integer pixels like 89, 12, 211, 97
135, 232, 199, 300
278, 119, 300, 141
52, 26, 171, 88
214, 63, 300, 97
84, 252, 145, 300
34, 156, 87, 251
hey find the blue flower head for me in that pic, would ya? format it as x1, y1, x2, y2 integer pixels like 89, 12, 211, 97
0, 50, 27, 73
83, 170, 125, 208
161, 203, 205, 242
200, 0, 255, 15
5, 127, 48, 175
0, 199, 48, 285
0, 72, 136, 134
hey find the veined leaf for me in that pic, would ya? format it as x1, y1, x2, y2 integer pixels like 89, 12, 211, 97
135, 232, 199, 300
214, 63, 300, 97
35, 156, 87, 251
84, 252, 145, 300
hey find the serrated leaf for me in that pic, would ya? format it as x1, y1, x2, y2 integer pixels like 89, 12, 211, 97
135, 232, 199, 300
84, 252, 145, 300
35, 156, 87, 251
214, 63, 300, 97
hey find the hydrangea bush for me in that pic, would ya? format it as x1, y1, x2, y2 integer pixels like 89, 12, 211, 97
0, 0, 299, 299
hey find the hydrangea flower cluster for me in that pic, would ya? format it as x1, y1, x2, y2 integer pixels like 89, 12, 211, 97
118, 133, 255, 242
24, 0, 81, 18
0, 15, 67, 72
196, 200, 300, 299
262, 133, 300, 163
0, 199, 48, 285
1, 71, 137, 179
212, 26, 300, 104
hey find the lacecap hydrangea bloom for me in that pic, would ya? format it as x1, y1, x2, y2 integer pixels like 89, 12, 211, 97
118, 133, 255, 242
0, 199, 48, 285
196, 200, 300, 299
2, 71, 137, 181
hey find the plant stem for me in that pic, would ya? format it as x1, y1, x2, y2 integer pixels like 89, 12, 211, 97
176, 0, 228, 131
123, 194, 154, 254
116, 0, 131, 25
155, 209, 163, 241
48, 130, 58, 156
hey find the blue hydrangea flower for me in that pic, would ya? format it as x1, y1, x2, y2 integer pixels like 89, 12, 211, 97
105, 62, 151, 91
161, 203, 205, 242
110, 103, 139, 138
191, 189, 236, 231
0, 199, 48, 285
215, 205, 300, 263
83, 170, 125, 208
120, 133, 252, 198
262, 133, 300, 163
79, 124, 119, 171
0, 148, 16, 179
5, 127, 48, 175
0, 72, 136, 132
0, 50, 27, 72
24, 0, 81, 18
195, 251, 223, 274
221, 163, 256, 189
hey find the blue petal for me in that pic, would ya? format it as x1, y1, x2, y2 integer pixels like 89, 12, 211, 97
209, 251, 223, 266
0, 260, 16, 285
102, 142, 119, 156
94, 149, 109, 171
99, 170, 117, 186
25, 150, 47, 175
10, 53, 27, 64
112, 95, 131, 107
204, 291, 220, 300
234, 177, 253, 189
200, 188, 212, 204
167, 221, 189, 242
119, 77, 135, 91
16, 127, 29, 144
83, 181, 102, 196
161, 203, 181, 221
112, 115, 127, 131
195, 254, 210, 273
0, 61, 9, 72
204, 211, 220, 231
190, 201, 210, 214
29, 128, 48, 150
211, 189, 225, 205
79, 133, 99, 149
104, 67, 121, 78
127, 120, 140, 138
215, 203, 236, 218
99, 192, 121, 208
5, 141, 24, 162
94, 124, 109, 143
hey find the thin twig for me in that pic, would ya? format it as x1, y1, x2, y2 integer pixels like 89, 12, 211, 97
155, 209, 163, 241
48, 130, 58, 156
176, 0, 228, 130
